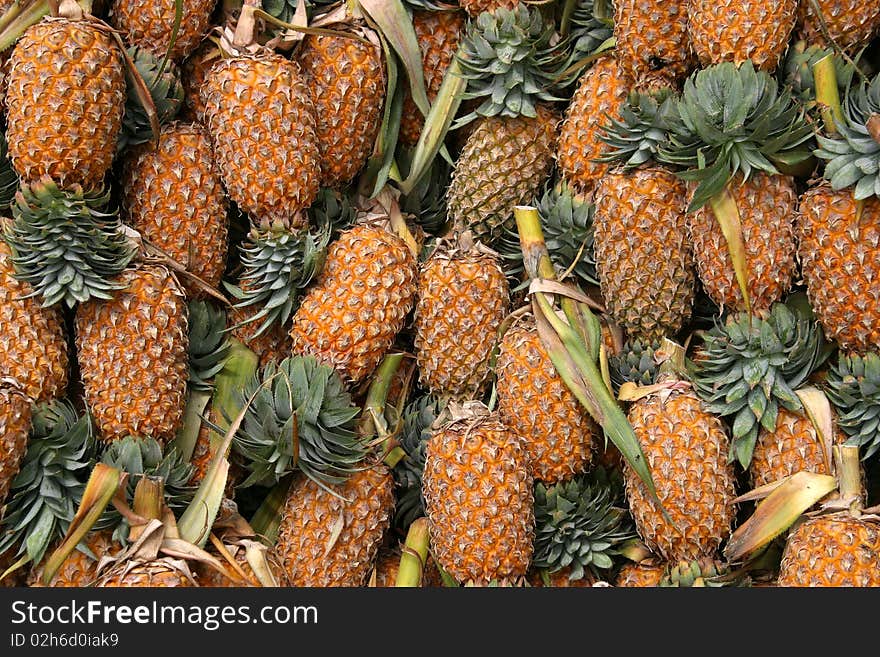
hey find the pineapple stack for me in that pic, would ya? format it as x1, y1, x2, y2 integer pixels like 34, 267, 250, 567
0, 0, 879, 590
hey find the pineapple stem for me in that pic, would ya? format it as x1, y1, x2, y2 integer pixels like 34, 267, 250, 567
128, 476, 166, 543
172, 389, 212, 469
834, 445, 863, 514
395, 517, 430, 587
233, 0, 259, 48
707, 186, 752, 315
359, 353, 407, 467
513, 205, 557, 281
812, 54, 843, 136
249, 475, 293, 546
0, 0, 49, 53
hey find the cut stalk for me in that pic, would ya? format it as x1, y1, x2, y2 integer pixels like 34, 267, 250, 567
173, 388, 212, 463
395, 517, 430, 587
249, 476, 294, 546
0, 0, 50, 52
359, 353, 407, 468
812, 53, 843, 136
128, 476, 165, 543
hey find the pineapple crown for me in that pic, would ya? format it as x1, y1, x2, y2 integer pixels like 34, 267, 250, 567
97, 436, 195, 543
499, 180, 597, 290
0, 400, 96, 568
532, 467, 636, 581
187, 299, 231, 392
657, 61, 814, 211
608, 338, 663, 393
2, 178, 135, 308
0, 132, 18, 212
658, 558, 741, 587
225, 220, 331, 339
231, 355, 366, 490
815, 71, 880, 200
557, 0, 614, 85
118, 46, 184, 151
308, 187, 357, 238
597, 89, 681, 169
398, 151, 450, 236
456, 3, 563, 120
393, 394, 444, 529
825, 351, 880, 461
689, 296, 832, 468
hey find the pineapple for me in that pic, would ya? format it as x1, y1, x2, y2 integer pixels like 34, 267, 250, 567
802, 73, 880, 354
459, 0, 518, 16
296, 28, 386, 189
109, 0, 216, 61
657, 62, 812, 313
275, 466, 395, 587
825, 351, 880, 461
413, 233, 509, 401
400, 7, 466, 147
446, 5, 560, 243
422, 402, 534, 585
690, 298, 829, 468
624, 344, 738, 562
687, 0, 798, 71
0, 385, 31, 509
593, 90, 695, 341
29, 532, 118, 588
614, 559, 665, 587
5, 14, 125, 190
370, 544, 442, 588
180, 38, 219, 123
120, 121, 229, 296
201, 51, 321, 228
797, 0, 880, 53
613, 0, 692, 85
557, 55, 631, 195
0, 239, 68, 402
288, 217, 418, 386
75, 263, 189, 443
495, 315, 597, 483
229, 296, 293, 368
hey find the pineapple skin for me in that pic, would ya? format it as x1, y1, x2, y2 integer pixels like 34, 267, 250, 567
495, 320, 596, 484
614, 0, 693, 85
624, 388, 738, 562
120, 121, 229, 296
614, 561, 665, 587
0, 387, 31, 509
75, 264, 189, 443
201, 54, 321, 229
797, 0, 880, 53
422, 412, 535, 585
447, 104, 558, 243
413, 246, 509, 400
778, 516, 880, 587
688, 173, 797, 313
459, 0, 519, 17
557, 57, 631, 195
797, 187, 880, 354
275, 466, 395, 587
5, 17, 125, 190
99, 562, 195, 587
750, 408, 841, 489
29, 532, 117, 587
399, 9, 466, 147
110, 0, 215, 61
298, 34, 386, 189
0, 241, 69, 403
289, 223, 418, 386
180, 39, 218, 123
687, 0, 798, 71
594, 166, 695, 341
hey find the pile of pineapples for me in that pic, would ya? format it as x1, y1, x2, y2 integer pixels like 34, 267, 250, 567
1, 0, 880, 588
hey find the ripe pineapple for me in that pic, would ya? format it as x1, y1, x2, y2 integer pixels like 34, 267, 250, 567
288, 219, 418, 386
614, 559, 665, 587
297, 29, 385, 189
687, 0, 798, 71
594, 90, 695, 341
624, 346, 738, 562
413, 234, 509, 401
0, 385, 31, 509
422, 402, 534, 585
447, 5, 560, 243
275, 466, 395, 587
29, 532, 118, 588
5, 15, 125, 190
557, 56, 631, 195
180, 38, 219, 123
400, 8, 466, 146
370, 544, 442, 587
201, 51, 321, 228
613, 0, 692, 85
495, 316, 596, 483
803, 73, 880, 354
459, 0, 518, 16
0, 240, 68, 402
119, 121, 229, 296
797, 0, 880, 53
110, 0, 216, 61
75, 263, 189, 443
